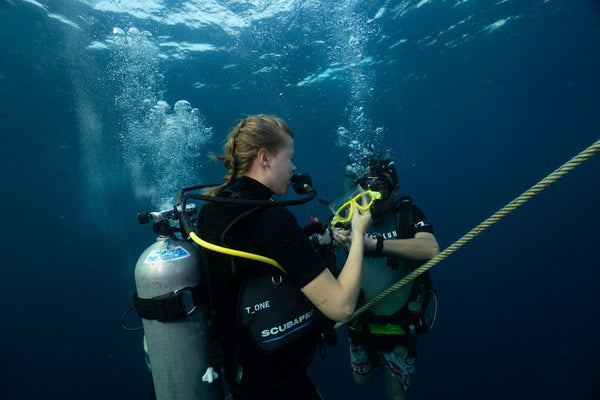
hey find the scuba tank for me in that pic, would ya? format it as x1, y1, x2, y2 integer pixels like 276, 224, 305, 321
125, 173, 317, 399
132, 206, 223, 400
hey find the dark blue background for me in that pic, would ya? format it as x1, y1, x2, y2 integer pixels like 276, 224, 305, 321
1, 0, 599, 399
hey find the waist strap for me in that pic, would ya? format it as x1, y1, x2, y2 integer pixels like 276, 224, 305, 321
350, 322, 406, 335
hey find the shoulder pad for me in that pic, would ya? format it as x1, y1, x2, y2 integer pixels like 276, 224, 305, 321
395, 195, 412, 207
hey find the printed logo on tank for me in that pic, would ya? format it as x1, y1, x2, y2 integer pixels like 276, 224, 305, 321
145, 246, 191, 263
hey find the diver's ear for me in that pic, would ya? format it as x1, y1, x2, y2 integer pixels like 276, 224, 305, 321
257, 148, 270, 167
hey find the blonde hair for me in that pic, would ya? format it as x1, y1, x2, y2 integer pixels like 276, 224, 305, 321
209, 114, 293, 195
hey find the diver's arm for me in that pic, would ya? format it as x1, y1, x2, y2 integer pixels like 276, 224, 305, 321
301, 205, 371, 323
366, 231, 439, 260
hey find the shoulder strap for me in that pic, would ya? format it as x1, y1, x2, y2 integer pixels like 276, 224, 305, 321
393, 196, 431, 279
394, 196, 413, 239
385, 196, 412, 270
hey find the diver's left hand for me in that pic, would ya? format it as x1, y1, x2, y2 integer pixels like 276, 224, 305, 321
364, 234, 378, 252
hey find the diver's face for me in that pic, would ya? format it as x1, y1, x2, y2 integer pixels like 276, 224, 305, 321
362, 178, 392, 199
358, 172, 396, 216
268, 135, 296, 196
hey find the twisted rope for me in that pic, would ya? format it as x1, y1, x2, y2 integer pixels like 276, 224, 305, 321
335, 138, 600, 329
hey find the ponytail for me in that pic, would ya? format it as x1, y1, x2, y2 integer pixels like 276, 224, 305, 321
209, 115, 292, 196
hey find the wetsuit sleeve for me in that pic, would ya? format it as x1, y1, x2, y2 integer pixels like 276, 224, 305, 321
408, 204, 434, 236
255, 207, 327, 288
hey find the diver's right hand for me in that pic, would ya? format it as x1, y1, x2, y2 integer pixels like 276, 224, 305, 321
332, 227, 351, 250
350, 203, 371, 237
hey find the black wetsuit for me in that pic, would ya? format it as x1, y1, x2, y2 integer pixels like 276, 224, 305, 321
197, 177, 326, 400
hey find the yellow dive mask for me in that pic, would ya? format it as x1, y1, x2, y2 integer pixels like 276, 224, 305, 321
329, 187, 382, 226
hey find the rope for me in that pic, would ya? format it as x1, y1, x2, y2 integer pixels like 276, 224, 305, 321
335, 138, 600, 330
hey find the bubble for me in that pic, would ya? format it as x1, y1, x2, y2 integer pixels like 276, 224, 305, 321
127, 27, 141, 36
348, 35, 360, 46
108, 28, 213, 208
318, 2, 384, 162
154, 100, 170, 113
174, 100, 191, 114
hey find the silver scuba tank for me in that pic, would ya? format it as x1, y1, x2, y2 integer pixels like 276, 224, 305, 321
134, 235, 223, 400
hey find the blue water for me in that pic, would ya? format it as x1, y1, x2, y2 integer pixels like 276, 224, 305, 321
1, 1, 599, 399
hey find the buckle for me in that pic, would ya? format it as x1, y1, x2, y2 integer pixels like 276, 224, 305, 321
173, 287, 197, 315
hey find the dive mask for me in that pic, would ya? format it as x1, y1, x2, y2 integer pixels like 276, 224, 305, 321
329, 186, 382, 227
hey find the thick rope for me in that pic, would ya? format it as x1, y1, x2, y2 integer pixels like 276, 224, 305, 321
335, 138, 600, 329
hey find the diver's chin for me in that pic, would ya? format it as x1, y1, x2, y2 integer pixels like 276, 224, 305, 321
370, 208, 384, 218
371, 202, 392, 217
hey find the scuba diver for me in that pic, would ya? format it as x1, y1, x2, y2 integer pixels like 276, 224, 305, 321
331, 156, 440, 400
196, 115, 372, 399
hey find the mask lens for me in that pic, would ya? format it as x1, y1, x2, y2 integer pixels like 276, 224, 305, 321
336, 202, 353, 221
355, 191, 374, 209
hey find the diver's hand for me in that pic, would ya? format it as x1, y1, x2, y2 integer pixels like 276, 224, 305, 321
332, 227, 351, 250
364, 234, 378, 252
350, 203, 371, 237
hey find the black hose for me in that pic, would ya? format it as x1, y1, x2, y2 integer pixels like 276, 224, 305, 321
183, 190, 316, 207
175, 175, 317, 238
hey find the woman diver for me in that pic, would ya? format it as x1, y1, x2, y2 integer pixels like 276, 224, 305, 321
197, 114, 371, 399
